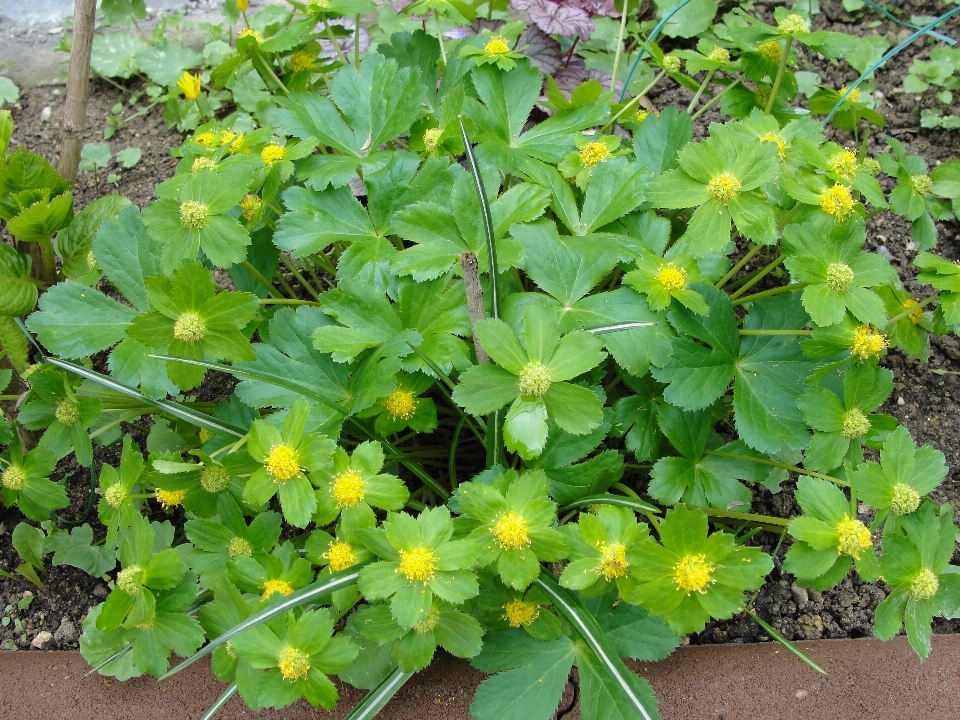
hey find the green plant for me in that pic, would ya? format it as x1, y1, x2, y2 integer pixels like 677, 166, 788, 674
4, 2, 960, 718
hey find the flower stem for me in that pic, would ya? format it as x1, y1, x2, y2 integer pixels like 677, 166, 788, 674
687, 504, 790, 528
354, 14, 361, 65
609, 0, 631, 94
241, 260, 283, 299
716, 242, 762, 289
436, 14, 447, 65
690, 76, 742, 121
259, 298, 321, 306
704, 450, 849, 487
687, 68, 716, 114
600, 70, 666, 132
764, 37, 792, 114
321, 14, 350, 66
278, 254, 322, 301
885, 291, 939, 326
729, 254, 786, 300
731, 281, 808, 307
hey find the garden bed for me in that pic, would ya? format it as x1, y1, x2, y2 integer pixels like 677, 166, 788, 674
0, 0, 958, 698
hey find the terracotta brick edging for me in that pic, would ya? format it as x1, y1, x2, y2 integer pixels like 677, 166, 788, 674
2, 636, 958, 720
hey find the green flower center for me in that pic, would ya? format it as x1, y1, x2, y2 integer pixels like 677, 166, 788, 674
707, 172, 741, 205
836, 515, 872, 559
912, 175, 932, 196
908, 568, 939, 600
890, 483, 921, 516
199, 465, 230, 492
413, 606, 441, 634
191, 157, 216, 175
598, 542, 629, 581
228, 536, 253, 559
662, 56, 681, 73
706, 47, 730, 65
104, 483, 128, 508
674, 553, 714, 593
239, 194, 262, 220
861, 157, 880, 177
116, 565, 143, 596
840, 408, 871, 439
423, 127, 442, 152
1, 465, 26, 491
179, 200, 209, 229
278, 646, 311, 681
777, 13, 808, 35
518, 361, 552, 398
173, 311, 206, 344
492, 511, 531, 550
757, 40, 782, 62
825, 262, 855, 293
397, 547, 436, 582
55, 398, 82, 425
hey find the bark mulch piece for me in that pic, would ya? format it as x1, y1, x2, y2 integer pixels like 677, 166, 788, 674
2, 635, 958, 719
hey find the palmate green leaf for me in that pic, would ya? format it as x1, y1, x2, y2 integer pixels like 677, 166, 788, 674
0, 244, 37, 316
274, 186, 377, 257
633, 106, 693, 177
55, 194, 131, 279
6, 191, 73, 243
652, 284, 816, 455
586, 593, 679, 662
276, 54, 425, 158
135, 42, 202, 87
470, 629, 577, 720
93, 206, 163, 312
0, 147, 70, 220
26, 282, 136, 358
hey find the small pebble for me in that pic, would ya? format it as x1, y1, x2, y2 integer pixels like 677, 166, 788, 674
897, 396, 905, 405
54, 619, 77, 645
875, 245, 894, 261
30, 631, 53, 649
906, 241, 919, 252
796, 689, 809, 700
40, 106, 51, 122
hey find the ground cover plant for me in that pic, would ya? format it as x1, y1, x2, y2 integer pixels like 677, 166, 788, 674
2, 0, 960, 717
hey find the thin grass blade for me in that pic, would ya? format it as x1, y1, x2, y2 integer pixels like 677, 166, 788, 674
200, 683, 238, 720
562, 493, 661, 514
457, 117, 498, 319
148, 355, 349, 417
160, 566, 365, 680
343, 667, 414, 720
535, 573, 660, 720
744, 608, 827, 675
586, 321, 658, 334
44, 358, 245, 438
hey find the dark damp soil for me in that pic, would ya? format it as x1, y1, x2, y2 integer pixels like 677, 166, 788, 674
3, 0, 960, 652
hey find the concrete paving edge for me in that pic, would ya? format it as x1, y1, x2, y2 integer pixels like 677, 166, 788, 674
1, 635, 957, 720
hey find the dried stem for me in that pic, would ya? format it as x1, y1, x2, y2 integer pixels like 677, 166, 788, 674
461, 252, 489, 365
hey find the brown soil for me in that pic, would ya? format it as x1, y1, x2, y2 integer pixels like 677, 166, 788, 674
2, 635, 959, 719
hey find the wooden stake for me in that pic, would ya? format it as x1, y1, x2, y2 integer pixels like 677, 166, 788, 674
461, 252, 489, 365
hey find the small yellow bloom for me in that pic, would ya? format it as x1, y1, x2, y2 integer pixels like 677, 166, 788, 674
761, 132, 787, 160
278, 646, 310, 681
909, 569, 939, 600
289, 51, 315, 73
902, 298, 924, 325
239, 194, 262, 220
839, 85, 860, 103
840, 408, 870, 439
173, 310, 206, 343
492, 512, 531, 550
397, 547, 437, 582
706, 47, 730, 65
116, 565, 143, 596
850, 325, 887, 359
662, 56, 681, 73
828, 150, 859, 181
820, 184, 855, 220
413, 606, 441, 633
636, 109, 650, 123
104, 483, 128, 508
503, 599, 540, 627
191, 157, 216, 175
484, 36, 510, 56
237, 0, 248, 11
423, 127, 442, 153
261, 143, 285, 166
261, 578, 295, 601
579, 141, 612, 168
912, 175, 932, 196
835, 515, 871, 559
239, 28, 264, 43
324, 541, 356, 571
55, 398, 81, 425
219, 131, 237, 146
824, 262, 855, 293
656, 263, 686, 291
757, 40, 782, 63
384, 388, 417, 420
155, 488, 187, 509
331, 469, 365, 507
194, 132, 217, 147
674, 553, 714, 593
598, 542, 629, 581
265, 444, 302, 482
177, 71, 202, 100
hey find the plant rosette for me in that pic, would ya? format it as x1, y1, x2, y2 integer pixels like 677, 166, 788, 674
0, 432, 65, 521
560, 505, 649, 600
357, 506, 481, 630
185, 493, 283, 588
851, 426, 947, 530
623, 251, 709, 315
915, 251, 960, 326
873, 502, 960, 659
229, 608, 359, 710
878, 137, 953, 250
353, 600, 484, 672
797, 363, 897, 474
788, 139, 886, 209
370, 372, 438, 436
456, 469, 567, 589
558, 133, 627, 189
784, 475, 879, 591
305, 527, 374, 612
782, 217, 895, 328
459, 24, 528, 71
646, 124, 780, 256
244, 400, 336, 527
17, 366, 102, 466
126, 260, 259, 391
452, 303, 606, 459
229, 540, 315, 603
313, 440, 410, 532
97, 436, 147, 547
97, 515, 186, 632
474, 574, 563, 640
629, 506, 772, 635
150, 449, 258, 519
